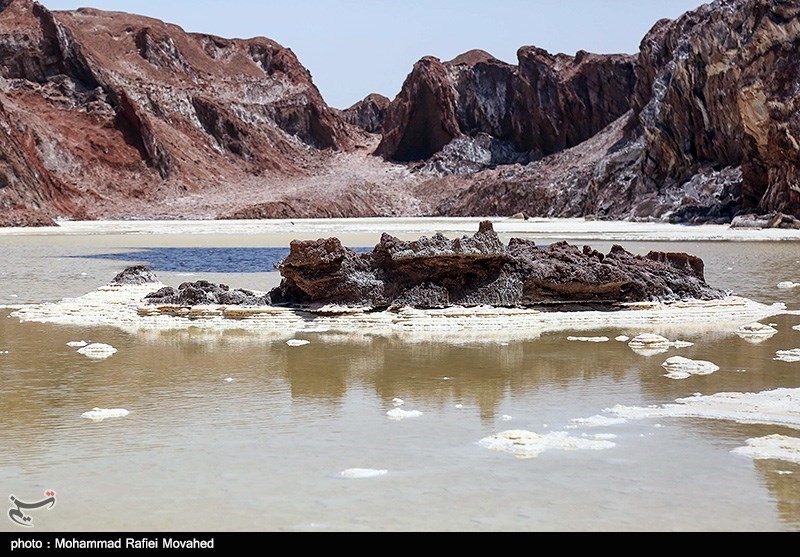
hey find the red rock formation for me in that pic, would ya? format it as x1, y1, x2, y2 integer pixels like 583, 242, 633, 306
0, 0, 357, 223
375, 46, 635, 162
374, 56, 462, 162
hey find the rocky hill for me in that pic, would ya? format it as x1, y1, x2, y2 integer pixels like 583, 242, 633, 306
1, 0, 799, 226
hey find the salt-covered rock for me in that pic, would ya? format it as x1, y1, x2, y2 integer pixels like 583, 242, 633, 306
732, 434, 800, 464
76, 343, 117, 359
774, 349, 800, 362
736, 322, 778, 343
661, 356, 720, 379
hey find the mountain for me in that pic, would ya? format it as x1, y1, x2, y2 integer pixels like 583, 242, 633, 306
1, 0, 799, 226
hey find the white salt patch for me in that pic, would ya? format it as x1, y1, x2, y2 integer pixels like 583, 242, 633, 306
478, 430, 616, 459
501, 415, 513, 421
568, 415, 627, 428
792, 324, 800, 332
774, 349, 800, 362
442, 376, 450, 380
0, 350, 8, 354
286, 339, 310, 346
81, 408, 129, 421
224, 377, 234, 383
567, 336, 609, 342
777, 281, 800, 289
66, 340, 88, 347
76, 343, 117, 359
606, 387, 800, 429
340, 468, 388, 479
386, 408, 423, 420
628, 333, 694, 356
615, 335, 630, 342
455, 404, 464, 409
391, 397, 404, 407
661, 356, 720, 379
732, 434, 800, 464
736, 322, 778, 343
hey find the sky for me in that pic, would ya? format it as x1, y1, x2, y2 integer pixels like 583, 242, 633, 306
41, 1, 707, 109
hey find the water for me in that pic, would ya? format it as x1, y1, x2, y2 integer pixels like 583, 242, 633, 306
1, 218, 800, 532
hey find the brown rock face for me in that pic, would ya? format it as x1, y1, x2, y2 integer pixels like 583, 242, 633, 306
339, 93, 390, 133
375, 47, 636, 163
0, 0, 357, 222
374, 56, 462, 162
269, 221, 726, 308
633, 0, 800, 215
436, 0, 800, 223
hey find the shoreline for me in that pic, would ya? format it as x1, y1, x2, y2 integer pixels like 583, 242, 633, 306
3, 217, 800, 243
9, 282, 790, 342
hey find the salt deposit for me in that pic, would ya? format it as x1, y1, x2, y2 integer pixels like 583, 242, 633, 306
478, 430, 616, 459
777, 281, 800, 289
9, 283, 786, 343
66, 340, 88, 347
774, 349, 800, 363
606, 387, 800, 430
732, 435, 800, 464
627, 333, 695, 356
615, 336, 630, 342
391, 397, 404, 406
567, 415, 628, 428
386, 408, 423, 420
661, 356, 720, 379
286, 339, 310, 346
567, 336, 609, 342
736, 322, 778, 343
340, 468, 388, 479
81, 408, 129, 421
76, 343, 117, 359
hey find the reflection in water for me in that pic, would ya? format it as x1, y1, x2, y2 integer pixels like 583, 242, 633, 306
2, 230, 800, 530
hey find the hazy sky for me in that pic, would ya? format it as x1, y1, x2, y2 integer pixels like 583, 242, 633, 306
42, 1, 707, 109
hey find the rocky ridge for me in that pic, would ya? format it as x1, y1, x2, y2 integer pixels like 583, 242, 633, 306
1, 0, 800, 226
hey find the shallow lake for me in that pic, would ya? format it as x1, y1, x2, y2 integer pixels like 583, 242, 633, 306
2, 217, 800, 532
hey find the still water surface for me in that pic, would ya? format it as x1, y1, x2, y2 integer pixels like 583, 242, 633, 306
2, 218, 800, 531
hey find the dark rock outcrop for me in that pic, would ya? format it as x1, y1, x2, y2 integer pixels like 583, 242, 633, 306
269, 221, 726, 309
110, 264, 159, 285
144, 280, 270, 306
339, 93, 390, 133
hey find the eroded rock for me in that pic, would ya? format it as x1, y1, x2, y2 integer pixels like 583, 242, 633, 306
269, 221, 726, 309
